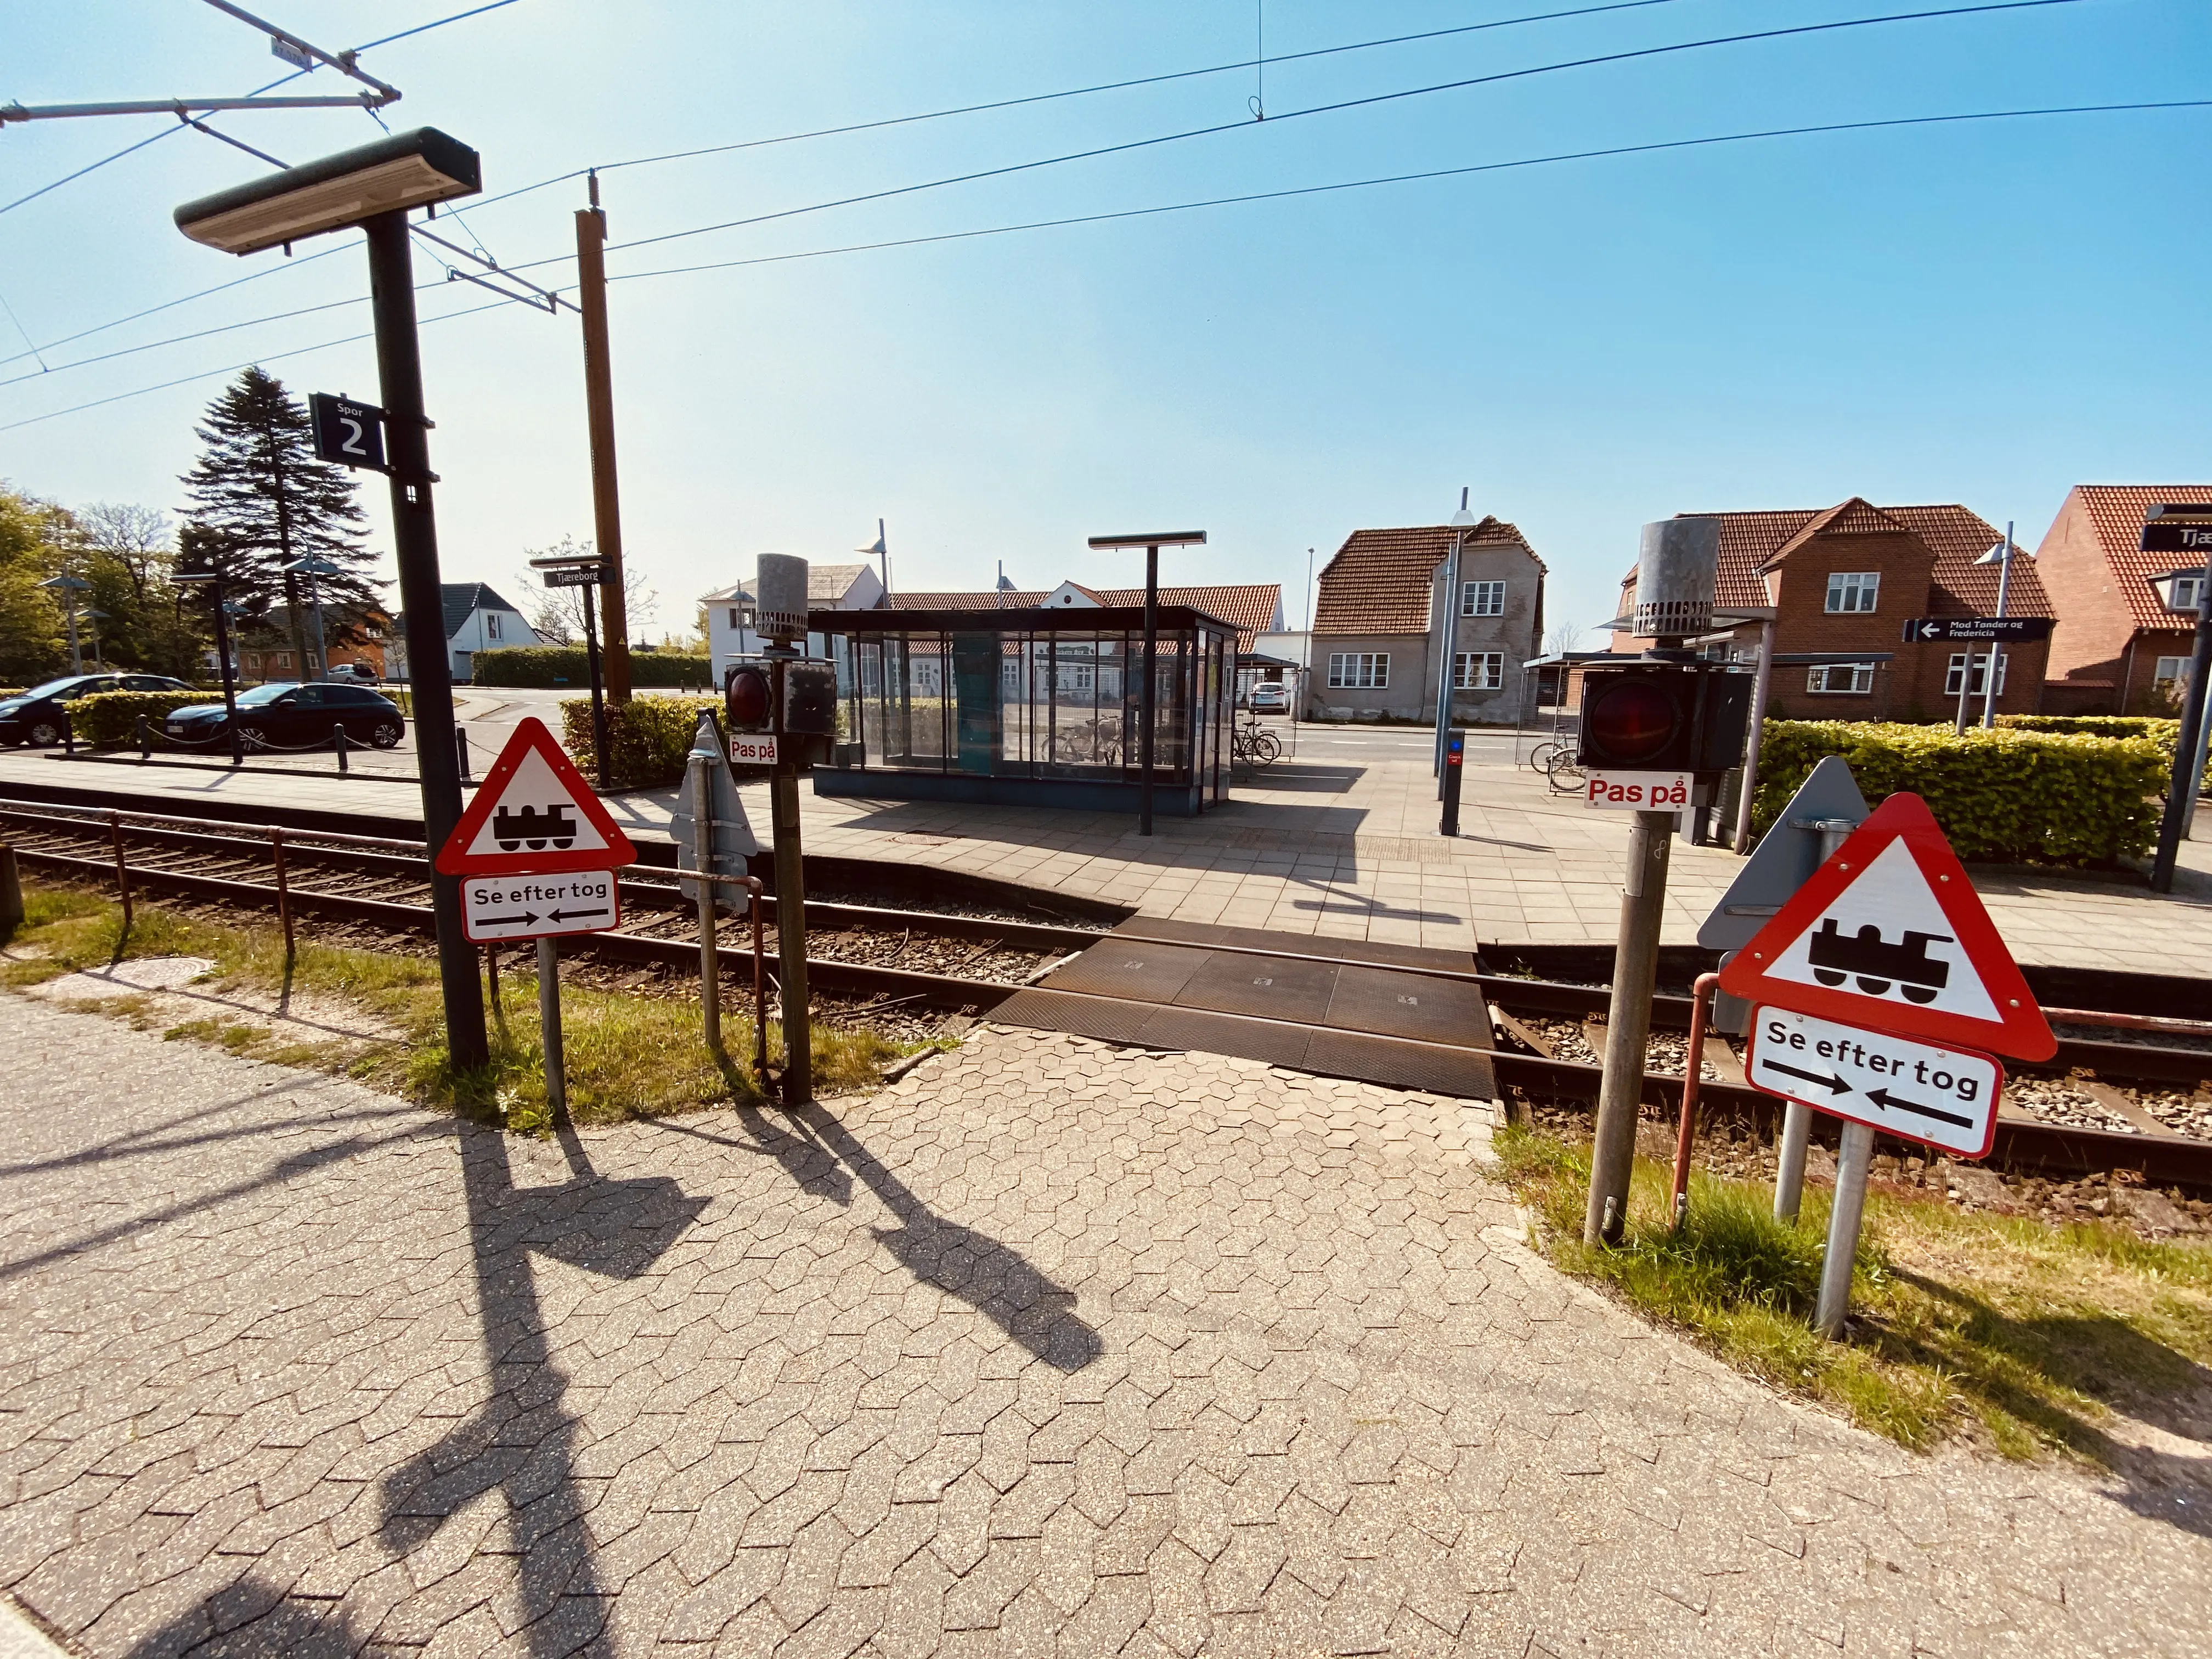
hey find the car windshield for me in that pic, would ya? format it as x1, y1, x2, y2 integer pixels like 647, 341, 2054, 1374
235, 683, 299, 707
16, 676, 95, 701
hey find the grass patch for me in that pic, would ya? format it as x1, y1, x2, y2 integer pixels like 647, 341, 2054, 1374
4, 881, 912, 1129
1496, 1122, 2212, 1459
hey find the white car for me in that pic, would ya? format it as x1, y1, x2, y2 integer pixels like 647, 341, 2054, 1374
1248, 682, 1289, 713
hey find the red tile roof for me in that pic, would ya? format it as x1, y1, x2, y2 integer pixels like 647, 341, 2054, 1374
2069, 484, 2212, 631
1313, 520, 1540, 636
888, 583, 1282, 651
1616, 501, 2052, 619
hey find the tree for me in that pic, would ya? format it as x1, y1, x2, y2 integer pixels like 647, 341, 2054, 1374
179, 366, 379, 674
511, 536, 657, 649
0, 486, 71, 683
1544, 619, 1586, 657
76, 501, 171, 606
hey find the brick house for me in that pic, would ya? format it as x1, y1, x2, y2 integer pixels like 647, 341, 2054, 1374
1309, 520, 1545, 723
2034, 484, 2212, 715
1610, 499, 2054, 721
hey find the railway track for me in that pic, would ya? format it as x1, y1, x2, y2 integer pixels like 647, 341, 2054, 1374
5, 796, 2209, 1189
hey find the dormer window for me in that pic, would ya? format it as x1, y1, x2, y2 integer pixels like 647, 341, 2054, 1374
2153, 569, 2207, 612
1825, 572, 1880, 613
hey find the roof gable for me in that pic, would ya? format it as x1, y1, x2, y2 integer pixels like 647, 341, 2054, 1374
1313, 519, 1538, 635
439, 582, 522, 639
1761, 498, 1915, 567
2066, 484, 2212, 631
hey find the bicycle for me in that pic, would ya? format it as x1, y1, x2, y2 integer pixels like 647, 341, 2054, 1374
1231, 718, 1280, 770
1543, 746, 1587, 794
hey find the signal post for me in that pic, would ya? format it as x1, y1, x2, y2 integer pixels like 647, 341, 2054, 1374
1579, 519, 1752, 1245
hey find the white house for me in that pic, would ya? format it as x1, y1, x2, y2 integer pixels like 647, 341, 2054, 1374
705, 561, 885, 680
388, 583, 539, 681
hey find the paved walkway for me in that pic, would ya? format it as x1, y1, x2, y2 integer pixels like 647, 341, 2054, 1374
7, 722, 2207, 973
2, 994, 2207, 1656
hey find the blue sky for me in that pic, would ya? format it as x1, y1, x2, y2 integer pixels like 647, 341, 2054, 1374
3, 1, 2207, 640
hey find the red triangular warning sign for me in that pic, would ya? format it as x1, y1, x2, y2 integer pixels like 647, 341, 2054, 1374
435, 718, 637, 877
1717, 793, 2054, 1060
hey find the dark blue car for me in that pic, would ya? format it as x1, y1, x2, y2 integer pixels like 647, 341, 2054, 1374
164, 681, 407, 752
0, 673, 191, 747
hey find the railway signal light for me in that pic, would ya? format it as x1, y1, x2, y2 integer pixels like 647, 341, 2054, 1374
725, 662, 775, 732
1577, 664, 1752, 775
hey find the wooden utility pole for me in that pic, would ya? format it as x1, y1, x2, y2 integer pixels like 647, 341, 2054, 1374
575, 173, 633, 702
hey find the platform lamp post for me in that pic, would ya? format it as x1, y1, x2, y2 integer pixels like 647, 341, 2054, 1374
38, 575, 90, 674
1087, 531, 1207, 836
283, 555, 342, 681
172, 570, 246, 766
174, 127, 488, 1071
84, 610, 109, 670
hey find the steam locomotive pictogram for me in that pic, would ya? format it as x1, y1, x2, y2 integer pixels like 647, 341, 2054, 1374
492, 803, 577, 852
1805, 918, 1951, 1003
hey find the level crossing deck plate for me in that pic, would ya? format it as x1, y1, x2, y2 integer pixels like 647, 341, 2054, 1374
990, 922, 1499, 1099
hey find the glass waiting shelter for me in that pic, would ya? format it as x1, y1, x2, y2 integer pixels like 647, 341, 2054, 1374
810, 605, 1239, 815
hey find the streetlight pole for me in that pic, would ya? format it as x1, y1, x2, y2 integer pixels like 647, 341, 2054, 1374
364, 208, 487, 1071
39, 577, 88, 674
1434, 489, 1475, 796
284, 555, 342, 681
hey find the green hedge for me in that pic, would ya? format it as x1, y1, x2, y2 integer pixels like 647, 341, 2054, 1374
1752, 720, 2168, 866
561, 694, 723, 789
1997, 714, 2181, 754
66, 689, 228, 748
475, 646, 713, 689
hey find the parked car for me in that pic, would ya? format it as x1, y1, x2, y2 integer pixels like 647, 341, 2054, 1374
164, 681, 407, 752
1248, 681, 1289, 714
0, 672, 191, 747
328, 661, 382, 685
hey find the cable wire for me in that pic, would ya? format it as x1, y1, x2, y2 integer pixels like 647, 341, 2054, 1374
601, 0, 2100, 258
598, 99, 2209, 288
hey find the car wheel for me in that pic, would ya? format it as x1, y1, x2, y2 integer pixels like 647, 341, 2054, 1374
240, 724, 269, 751
27, 720, 61, 748
370, 721, 403, 749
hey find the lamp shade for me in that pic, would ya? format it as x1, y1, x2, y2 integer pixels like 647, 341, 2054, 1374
175, 128, 480, 255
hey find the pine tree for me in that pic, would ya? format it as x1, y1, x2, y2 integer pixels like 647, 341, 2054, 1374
179, 365, 378, 676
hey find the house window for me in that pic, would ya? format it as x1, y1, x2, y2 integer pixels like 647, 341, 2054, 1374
1460, 580, 1505, 617
1453, 651, 1503, 690
271, 652, 292, 672
1825, 572, 1881, 613
485, 612, 503, 641
1944, 652, 2008, 698
2170, 575, 2206, 612
1328, 652, 1388, 689
2154, 656, 2193, 687
1805, 662, 1875, 695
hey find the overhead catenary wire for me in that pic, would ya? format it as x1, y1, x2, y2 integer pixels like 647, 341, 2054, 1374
8, 94, 2197, 434
597, 0, 2102, 260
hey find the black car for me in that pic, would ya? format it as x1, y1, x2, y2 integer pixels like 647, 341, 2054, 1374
0, 673, 192, 747
165, 681, 407, 752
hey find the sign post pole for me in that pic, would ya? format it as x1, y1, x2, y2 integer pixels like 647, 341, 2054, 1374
1585, 809, 1672, 1245
690, 749, 721, 1050
538, 935, 567, 1122
2147, 504, 2212, 893
1812, 1120, 1873, 1336
1774, 816, 1860, 1219
768, 652, 811, 1104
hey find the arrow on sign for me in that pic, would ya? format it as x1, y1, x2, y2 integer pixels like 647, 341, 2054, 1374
1866, 1087, 1973, 1130
1762, 1059, 1850, 1096
1917, 621, 1944, 640
475, 912, 538, 928
546, 906, 610, 924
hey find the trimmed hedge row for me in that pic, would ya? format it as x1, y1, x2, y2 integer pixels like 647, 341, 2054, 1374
1997, 713, 2180, 754
1752, 720, 2168, 866
474, 646, 713, 689
65, 689, 229, 748
561, 694, 722, 789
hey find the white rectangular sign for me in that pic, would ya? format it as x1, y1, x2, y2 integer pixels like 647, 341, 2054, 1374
462, 870, 620, 944
729, 733, 779, 765
1745, 1004, 2002, 1158
1583, 770, 1691, 811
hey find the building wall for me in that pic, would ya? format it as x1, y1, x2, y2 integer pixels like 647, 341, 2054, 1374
1425, 542, 1543, 725
1308, 633, 1429, 720
2036, 489, 2135, 696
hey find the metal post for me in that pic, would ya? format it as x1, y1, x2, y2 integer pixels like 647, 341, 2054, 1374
456, 727, 472, 782
768, 654, 812, 1103
1439, 729, 1465, 837
137, 714, 151, 763
582, 579, 611, 791
691, 752, 721, 1049
207, 574, 244, 767
575, 176, 632, 704
484, 945, 498, 1008
1774, 818, 1858, 1219
1670, 973, 1722, 1226
1980, 523, 2013, 729
1435, 524, 1466, 794
1584, 809, 1673, 1245
0, 843, 22, 933
363, 207, 487, 1072
538, 934, 567, 1123
749, 878, 769, 1082
1731, 617, 1776, 854
270, 828, 294, 959
1140, 544, 1159, 837
333, 723, 349, 773
2152, 582, 2212, 893
308, 572, 329, 682
63, 596, 81, 675
1813, 1120, 1875, 1338
109, 810, 132, 933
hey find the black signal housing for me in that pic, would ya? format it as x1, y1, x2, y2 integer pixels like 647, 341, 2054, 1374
724, 662, 775, 732
1576, 664, 1751, 775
